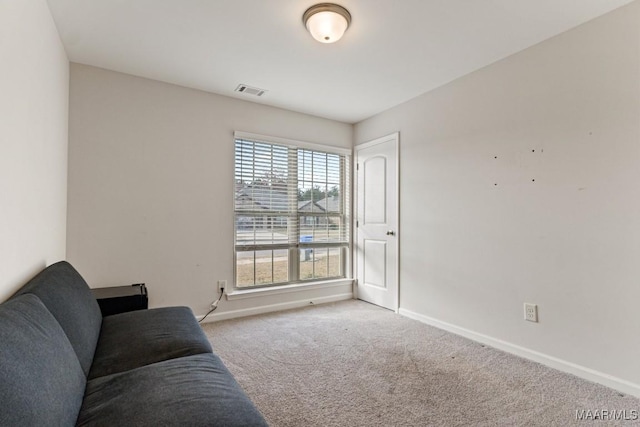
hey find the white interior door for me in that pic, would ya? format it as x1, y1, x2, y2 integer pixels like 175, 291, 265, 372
355, 133, 399, 311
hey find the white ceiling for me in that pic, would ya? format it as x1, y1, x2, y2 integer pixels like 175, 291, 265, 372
46, 0, 634, 123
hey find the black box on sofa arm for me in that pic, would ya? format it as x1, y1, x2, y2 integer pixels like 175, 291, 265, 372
0, 261, 267, 427
91, 282, 148, 316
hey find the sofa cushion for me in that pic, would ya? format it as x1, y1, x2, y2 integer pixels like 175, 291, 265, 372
0, 294, 86, 427
14, 261, 102, 376
78, 353, 267, 426
89, 306, 213, 379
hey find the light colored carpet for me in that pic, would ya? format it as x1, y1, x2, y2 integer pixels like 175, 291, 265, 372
202, 300, 639, 426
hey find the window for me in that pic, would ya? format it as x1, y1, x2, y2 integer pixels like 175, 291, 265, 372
234, 132, 350, 289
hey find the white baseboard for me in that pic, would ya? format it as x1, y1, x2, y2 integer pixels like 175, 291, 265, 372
399, 308, 640, 399
198, 292, 353, 323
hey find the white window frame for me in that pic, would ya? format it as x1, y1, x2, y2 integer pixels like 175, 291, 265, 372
231, 131, 352, 296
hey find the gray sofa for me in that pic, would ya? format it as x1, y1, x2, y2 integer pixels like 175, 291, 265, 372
0, 261, 267, 426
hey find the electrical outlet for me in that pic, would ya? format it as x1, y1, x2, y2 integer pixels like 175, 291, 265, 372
217, 280, 226, 293
524, 303, 538, 322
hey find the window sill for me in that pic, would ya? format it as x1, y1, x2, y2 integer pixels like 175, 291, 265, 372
226, 278, 354, 301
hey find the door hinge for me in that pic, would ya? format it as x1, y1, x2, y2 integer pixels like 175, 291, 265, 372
356, 220, 359, 228
356, 163, 359, 171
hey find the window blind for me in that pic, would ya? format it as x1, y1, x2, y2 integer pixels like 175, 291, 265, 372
234, 135, 350, 288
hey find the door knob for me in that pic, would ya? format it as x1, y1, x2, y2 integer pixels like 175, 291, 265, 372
386, 230, 395, 236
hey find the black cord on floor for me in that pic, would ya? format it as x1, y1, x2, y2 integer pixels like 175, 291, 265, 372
199, 287, 224, 323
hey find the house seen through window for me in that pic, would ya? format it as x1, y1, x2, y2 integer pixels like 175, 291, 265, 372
234, 134, 350, 288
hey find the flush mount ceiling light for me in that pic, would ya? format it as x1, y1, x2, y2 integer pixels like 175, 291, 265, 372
303, 3, 351, 44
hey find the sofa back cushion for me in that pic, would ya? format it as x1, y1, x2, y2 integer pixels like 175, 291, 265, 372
15, 261, 102, 376
0, 294, 86, 426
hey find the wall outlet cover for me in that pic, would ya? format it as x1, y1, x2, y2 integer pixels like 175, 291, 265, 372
524, 303, 538, 322
217, 280, 227, 292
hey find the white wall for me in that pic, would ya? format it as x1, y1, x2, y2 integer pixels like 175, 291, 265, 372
0, 0, 69, 301
355, 2, 640, 393
67, 64, 353, 318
